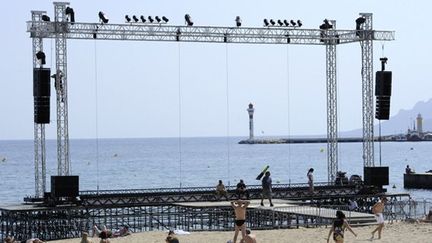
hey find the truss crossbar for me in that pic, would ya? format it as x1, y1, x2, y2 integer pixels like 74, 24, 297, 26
27, 22, 394, 45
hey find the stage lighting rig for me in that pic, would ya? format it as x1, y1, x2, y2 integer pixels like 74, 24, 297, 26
125, 15, 131, 22
263, 18, 269, 27
162, 16, 169, 23
277, 19, 283, 26
148, 16, 154, 23
65, 7, 75, 23
290, 20, 296, 26
284, 20, 289, 26
98, 11, 109, 24
36, 51, 46, 65
319, 19, 333, 30
132, 15, 139, 22
297, 20, 302, 27
235, 16, 242, 27
140, 15, 146, 23
155, 16, 161, 23
270, 19, 275, 26
185, 14, 193, 26
41, 15, 50, 22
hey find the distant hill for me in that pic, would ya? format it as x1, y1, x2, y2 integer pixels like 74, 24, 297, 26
341, 98, 432, 137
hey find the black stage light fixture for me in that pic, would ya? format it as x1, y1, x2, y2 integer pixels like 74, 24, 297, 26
125, 15, 131, 22
155, 16, 161, 23
162, 16, 169, 23
263, 18, 269, 27
65, 7, 75, 23
290, 20, 296, 26
98, 11, 109, 24
356, 17, 366, 30
133, 15, 139, 22
270, 19, 275, 26
148, 16, 154, 23
41, 15, 50, 22
285, 34, 291, 43
277, 20, 283, 26
140, 15, 146, 23
176, 28, 181, 41
297, 20, 302, 27
36, 51, 46, 65
284, 19, 289, 26
185, 14, 193, 26
235, 16, 242, 27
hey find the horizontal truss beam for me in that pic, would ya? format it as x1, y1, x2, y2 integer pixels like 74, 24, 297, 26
28, 21, 394, 45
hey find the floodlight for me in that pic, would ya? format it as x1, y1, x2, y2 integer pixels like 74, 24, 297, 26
65, 7, 75, 23
297, 20, 302, 27
98, 11, 109, 24
140, 15, 146, 23
36, 51, 46, 65
125, 15, 131, 22
284, 20, 289, 26
155, 16, 161, 23
270, 19, 275, 26
290, 20, 296, 26
133, 15, 139, 22
162, 16, 169, 23
185, 14, 193, 26
148, 16, 154, 23
235, 16, 241, 27
263, 19, 269, 27
277, 20, 283, 26
41, 15, 50, 22
356, 17, 366, 30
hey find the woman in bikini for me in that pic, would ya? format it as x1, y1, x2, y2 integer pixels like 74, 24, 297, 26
231, 199, 250, 243
327, 210, 357, 243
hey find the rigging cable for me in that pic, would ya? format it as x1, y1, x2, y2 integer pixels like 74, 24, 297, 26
94, 40, 100, 192
178, 42, 183, 189
225, 43, 231, 187
286, 45, 291, 185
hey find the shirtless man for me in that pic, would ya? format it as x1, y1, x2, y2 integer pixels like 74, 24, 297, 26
371, 196, 387, 240
231, 199, 250, 243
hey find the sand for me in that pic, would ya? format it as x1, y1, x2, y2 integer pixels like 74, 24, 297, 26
48, 221, 431, 243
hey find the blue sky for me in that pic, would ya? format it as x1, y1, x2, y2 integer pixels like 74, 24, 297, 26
1, 0, 430, 139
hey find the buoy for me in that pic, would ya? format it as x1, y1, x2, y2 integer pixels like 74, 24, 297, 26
113, 153, 118, 157
392, 184, 396, 189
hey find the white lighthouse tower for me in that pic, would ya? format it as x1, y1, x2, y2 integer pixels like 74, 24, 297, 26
247, 103, 255, 140
417, 113, 423, 133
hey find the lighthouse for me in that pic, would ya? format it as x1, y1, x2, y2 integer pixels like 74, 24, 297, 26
417, 113, 423, 133
247, 103, 255, 140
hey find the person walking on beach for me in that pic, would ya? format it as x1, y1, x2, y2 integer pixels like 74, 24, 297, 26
231, 199, 250, 243
326, 210, 357, 243
260, 171, 273, 207
307, 168, 314, 193
371, 196, 387, 240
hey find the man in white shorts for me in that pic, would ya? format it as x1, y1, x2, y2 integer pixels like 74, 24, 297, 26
371, 196, 387, 240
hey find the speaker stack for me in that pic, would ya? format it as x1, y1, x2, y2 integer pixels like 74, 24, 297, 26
375, 58, 392, 120
33, 68, 51, 124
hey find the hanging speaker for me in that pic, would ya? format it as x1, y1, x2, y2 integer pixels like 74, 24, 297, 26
33, 68, 51, 124
375, 96, 390, 120
375, 71, 392, 96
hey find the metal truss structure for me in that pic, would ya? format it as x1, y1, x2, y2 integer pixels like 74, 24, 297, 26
0, 192, 412, 241
27, 2, 394, 194
31, 11, 47, 198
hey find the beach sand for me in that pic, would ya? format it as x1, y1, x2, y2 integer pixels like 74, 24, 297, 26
49, 221, 431, 243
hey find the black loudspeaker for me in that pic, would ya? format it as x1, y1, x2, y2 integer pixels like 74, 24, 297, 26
375, 96, 390, 120
33, 68, 51, 124
51, 176, 79, 198
375, 71, 392, 96
33, 68, 51, 97
34, 97, 50, 124
364, 167, 389, 186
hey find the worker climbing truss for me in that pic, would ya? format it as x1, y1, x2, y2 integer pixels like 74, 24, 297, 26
28, 2, 394, 196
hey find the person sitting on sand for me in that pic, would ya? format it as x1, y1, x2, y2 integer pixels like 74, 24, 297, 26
327, 210, 357, 243
112, 226, 131, 237
231, 199, 250, 243
98, 231, 110, 243
240, 229, 257, 243
93, 225, 112, 238
165, 230, 180, 243
216, 180, 228, 200
80, 232, 93, 243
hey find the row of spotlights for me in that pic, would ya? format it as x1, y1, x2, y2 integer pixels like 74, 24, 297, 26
263, 19, 302, 27
125, 15, 169, 24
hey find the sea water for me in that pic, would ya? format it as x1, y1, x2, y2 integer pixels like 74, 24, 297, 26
0, 137, 431, 203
